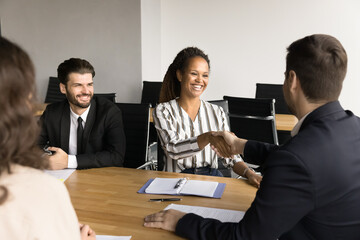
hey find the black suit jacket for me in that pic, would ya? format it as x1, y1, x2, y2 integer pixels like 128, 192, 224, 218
39, 97, 126, 169
176, 101, 360, 240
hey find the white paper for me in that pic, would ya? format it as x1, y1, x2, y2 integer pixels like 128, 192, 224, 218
44, 169, 76, 182
96, 235, 131, 240
165, 204, 245, 223
180, 180, 218, 197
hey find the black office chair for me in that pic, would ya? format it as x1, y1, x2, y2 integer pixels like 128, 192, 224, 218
141, 81, 162, 107
255, 83, 292, 144
208, 100, 231, 177
94, 93, 116, 103
255, 83, 290, 114
223, 96, 279, 145
44, 77, 66, 103
115, 103, 154, 169
141, 81, 164, 171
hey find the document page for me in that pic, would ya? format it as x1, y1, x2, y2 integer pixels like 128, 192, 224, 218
44, 169, 76, 182
96, 235, 131, 240
180, 180, 218, 197
165, 204, 245, 223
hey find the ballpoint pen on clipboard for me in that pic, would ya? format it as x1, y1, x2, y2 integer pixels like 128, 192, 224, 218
174, 177, 188, 189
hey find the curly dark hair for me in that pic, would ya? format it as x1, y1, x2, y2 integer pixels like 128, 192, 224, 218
159, 47, 210, 103
0, 37, 48, 205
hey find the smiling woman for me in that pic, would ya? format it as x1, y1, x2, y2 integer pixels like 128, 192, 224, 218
153, 47, 261, 185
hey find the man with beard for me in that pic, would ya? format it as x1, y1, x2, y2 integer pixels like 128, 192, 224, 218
144, 34, 360, 239
39, 58, 125, 170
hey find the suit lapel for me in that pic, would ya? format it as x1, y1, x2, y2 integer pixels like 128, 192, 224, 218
60, 102, 70, 152
83, 98, 97, 153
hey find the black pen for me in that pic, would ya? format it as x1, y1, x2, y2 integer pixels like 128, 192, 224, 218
149, 198, 182, 202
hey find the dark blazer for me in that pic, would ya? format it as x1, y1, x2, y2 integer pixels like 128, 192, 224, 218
39, 96, 126, 169
176, 101, 360, 240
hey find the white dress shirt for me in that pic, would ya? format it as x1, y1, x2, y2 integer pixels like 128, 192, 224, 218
67, 105, 91, 168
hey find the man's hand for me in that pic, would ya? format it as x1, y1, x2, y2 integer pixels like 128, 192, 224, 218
144, 209, 186, 232
209, 135, 233, 158
47, 147, 68, 170
211, 131, 247, 157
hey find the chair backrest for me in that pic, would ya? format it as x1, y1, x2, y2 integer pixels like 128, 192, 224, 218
208, 99, 230, 128
45, 77, 67, 103
141, 81, 162, 107
115, 103, 151, 168
94, 93, 116, 103
45, 77, 116, 103
255, 83, 290, 114
208, 100, 229, 115
223, 96, 279, 145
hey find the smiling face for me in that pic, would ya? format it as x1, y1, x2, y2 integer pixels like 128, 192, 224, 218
177, 56, 209, 100
60, 72, 94, 115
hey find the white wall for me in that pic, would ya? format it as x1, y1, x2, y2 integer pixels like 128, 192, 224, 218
160, 0, 360, 115
141, 0, 162, 82
0, 0, 142, 103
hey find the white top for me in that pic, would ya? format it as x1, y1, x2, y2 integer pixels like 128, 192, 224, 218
68, 105, 91, 168
0, 164, 80, 240
153, 99, 242, 172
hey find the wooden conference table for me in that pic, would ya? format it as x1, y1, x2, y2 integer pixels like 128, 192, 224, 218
65, 167, 258, 239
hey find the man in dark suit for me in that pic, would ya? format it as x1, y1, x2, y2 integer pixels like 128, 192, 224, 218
144, 34, 360, 239
39, 58, 125, 169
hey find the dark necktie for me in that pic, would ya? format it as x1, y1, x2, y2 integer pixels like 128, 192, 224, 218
77, 117, 84, 154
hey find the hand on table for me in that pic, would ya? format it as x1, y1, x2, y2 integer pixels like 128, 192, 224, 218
144, 209, 186, 232
47, 147, 68, 170
246, 170, 262, 188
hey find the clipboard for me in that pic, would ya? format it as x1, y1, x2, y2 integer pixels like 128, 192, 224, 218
137, 178, 226, 198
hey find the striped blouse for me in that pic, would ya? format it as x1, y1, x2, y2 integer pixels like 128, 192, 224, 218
153, 99, 242, 172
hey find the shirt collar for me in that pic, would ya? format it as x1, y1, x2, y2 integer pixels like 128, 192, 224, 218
69, 104, 91, 123
290, 111, 311, 137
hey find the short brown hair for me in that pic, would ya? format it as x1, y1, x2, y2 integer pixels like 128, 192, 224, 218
0, 37, 48, 204
57, 58, 95, 85
159, 47, 210, 103
286, 34, 347, 102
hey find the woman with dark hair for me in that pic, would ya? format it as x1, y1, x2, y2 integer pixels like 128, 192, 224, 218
153, 47, 261, 185
0, 37, 95, 239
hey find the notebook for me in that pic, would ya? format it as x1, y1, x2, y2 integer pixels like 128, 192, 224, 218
138, 178, 226, 198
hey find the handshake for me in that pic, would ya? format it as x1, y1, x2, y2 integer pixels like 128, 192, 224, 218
208, 131, 247, 158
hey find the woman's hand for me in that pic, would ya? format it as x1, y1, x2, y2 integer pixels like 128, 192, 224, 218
246, 170, 262, 188
79, 223, 96, 240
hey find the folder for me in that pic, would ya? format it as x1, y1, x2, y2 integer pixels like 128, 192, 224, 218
137, 178, 226, 198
